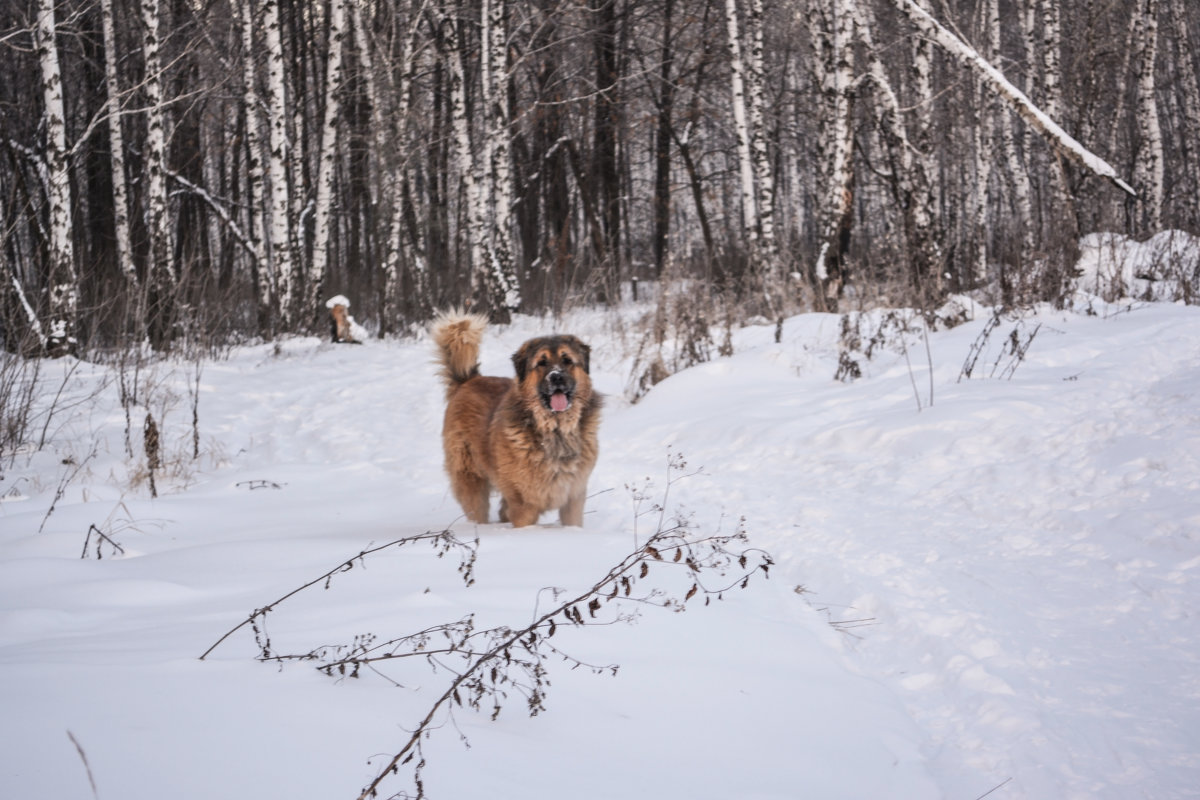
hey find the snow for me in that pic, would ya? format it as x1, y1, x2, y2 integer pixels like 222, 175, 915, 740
3, 262, 1200, 799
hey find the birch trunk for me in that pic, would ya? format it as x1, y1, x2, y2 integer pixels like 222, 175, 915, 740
34, 0, 78, 356
308, 0, 349, 324
100, 0, 136, 289
238, 0, 270, 333
994, 0, 1034, 258
1167, 0, 1200, 226
746, 0, 775, 257
907, 2, 942, 297
1040, 0, 1078, 237
724, 0, 757, 241
813, 0, 855, 307
261, 0, 293, 330
445, 12, 489, 307
1133, 0, 1164, 233
972, 0, 997, 286
141, 0, 176, 348
482, 0, 520, 316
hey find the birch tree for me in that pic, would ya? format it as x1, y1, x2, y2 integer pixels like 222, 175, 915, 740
1167, 0, 1200, 226
101, 0, 136, 290
971, 0, 997, 286
812, 0, 856, 307
724, 0, 757, 244
444, 7, 489, 309
1040, 0, 1078, 237
141, 0, 177, 349
481, 0, 520, 316
261, 0, 294, 329
307, 0, 349, 324
994, 0, 1034, 259
1132, 0, 1163, 232
238, 0, 270, 333
33, 0, 78, 356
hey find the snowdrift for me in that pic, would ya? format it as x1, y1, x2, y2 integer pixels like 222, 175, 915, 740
3, 245, 1200, 799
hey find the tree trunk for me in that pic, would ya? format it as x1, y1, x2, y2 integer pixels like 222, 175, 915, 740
746, 0, 776, 261
262, 0, 294, 331
651, 0, 675, 279
1132, 0, 1164, 233
308, 0, 349, 326
34, 0, 78, 356
591, 0, 620, 301
482, 0, 520, 316
141, 0, 176, 349
101, 0, 136, 291
1167, 0, 1200, 228
814, 0, 856, 308
994, 0, 1034, 260
1040, 0, 1079, 239
238, 0, 270, 333
724, 0, 757, 243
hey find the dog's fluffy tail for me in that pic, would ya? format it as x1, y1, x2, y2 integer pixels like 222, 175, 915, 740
432, 309, 488, 395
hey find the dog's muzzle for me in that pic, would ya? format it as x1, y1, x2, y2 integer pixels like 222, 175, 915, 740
544, 368, 573, 413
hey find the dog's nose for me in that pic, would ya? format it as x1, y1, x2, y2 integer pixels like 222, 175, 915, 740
548, 368, 568, 387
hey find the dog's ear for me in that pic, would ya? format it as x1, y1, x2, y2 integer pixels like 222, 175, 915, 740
511, 341, 533, 382
567, 337, 591, 373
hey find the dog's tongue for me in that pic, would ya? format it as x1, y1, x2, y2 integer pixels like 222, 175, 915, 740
550, 392, 570, 412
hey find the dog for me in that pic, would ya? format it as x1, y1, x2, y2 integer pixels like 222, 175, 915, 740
432, 310, 602, 527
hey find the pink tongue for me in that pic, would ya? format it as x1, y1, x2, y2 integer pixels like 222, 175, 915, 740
550, 392, 570, 412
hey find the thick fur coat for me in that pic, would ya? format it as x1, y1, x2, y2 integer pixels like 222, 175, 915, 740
432, 311, 602, 527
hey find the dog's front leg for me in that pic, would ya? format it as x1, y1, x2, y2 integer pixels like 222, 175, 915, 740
503, 496, 540, 528
559, 491, 586, 527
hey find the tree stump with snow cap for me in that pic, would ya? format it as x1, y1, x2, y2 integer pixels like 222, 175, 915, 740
325, 295, 365, 343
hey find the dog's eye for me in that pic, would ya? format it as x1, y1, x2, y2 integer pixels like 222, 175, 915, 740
561, 355, 573, 366
537, 356, 548, 367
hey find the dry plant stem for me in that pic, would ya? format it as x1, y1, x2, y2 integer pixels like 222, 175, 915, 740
81, 523, 126, 559
198, 531, 478, 661
38, 443, 97, 533
355, 525, 772, 800
67, 730, 99, 800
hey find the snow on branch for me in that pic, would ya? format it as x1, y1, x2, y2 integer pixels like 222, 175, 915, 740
887, 0, 1137, 198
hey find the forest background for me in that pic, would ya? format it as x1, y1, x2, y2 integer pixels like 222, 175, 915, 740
2, 0, 1197, 357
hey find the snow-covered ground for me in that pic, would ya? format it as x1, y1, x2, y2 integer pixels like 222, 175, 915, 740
3, 248, 1200, 799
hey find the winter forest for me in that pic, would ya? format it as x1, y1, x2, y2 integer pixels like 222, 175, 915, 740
1, 0, 1198, 355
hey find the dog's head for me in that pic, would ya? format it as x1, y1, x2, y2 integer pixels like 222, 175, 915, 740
513, 335, 592, 414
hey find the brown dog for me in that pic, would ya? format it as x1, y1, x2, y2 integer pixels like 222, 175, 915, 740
432, 311, 602, 527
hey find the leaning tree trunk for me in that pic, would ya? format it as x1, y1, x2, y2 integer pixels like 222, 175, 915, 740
34, 0, 78, 357
885, 0, 1136, 197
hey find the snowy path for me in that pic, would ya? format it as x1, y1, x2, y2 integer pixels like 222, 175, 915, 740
2, 299, 1199, 800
